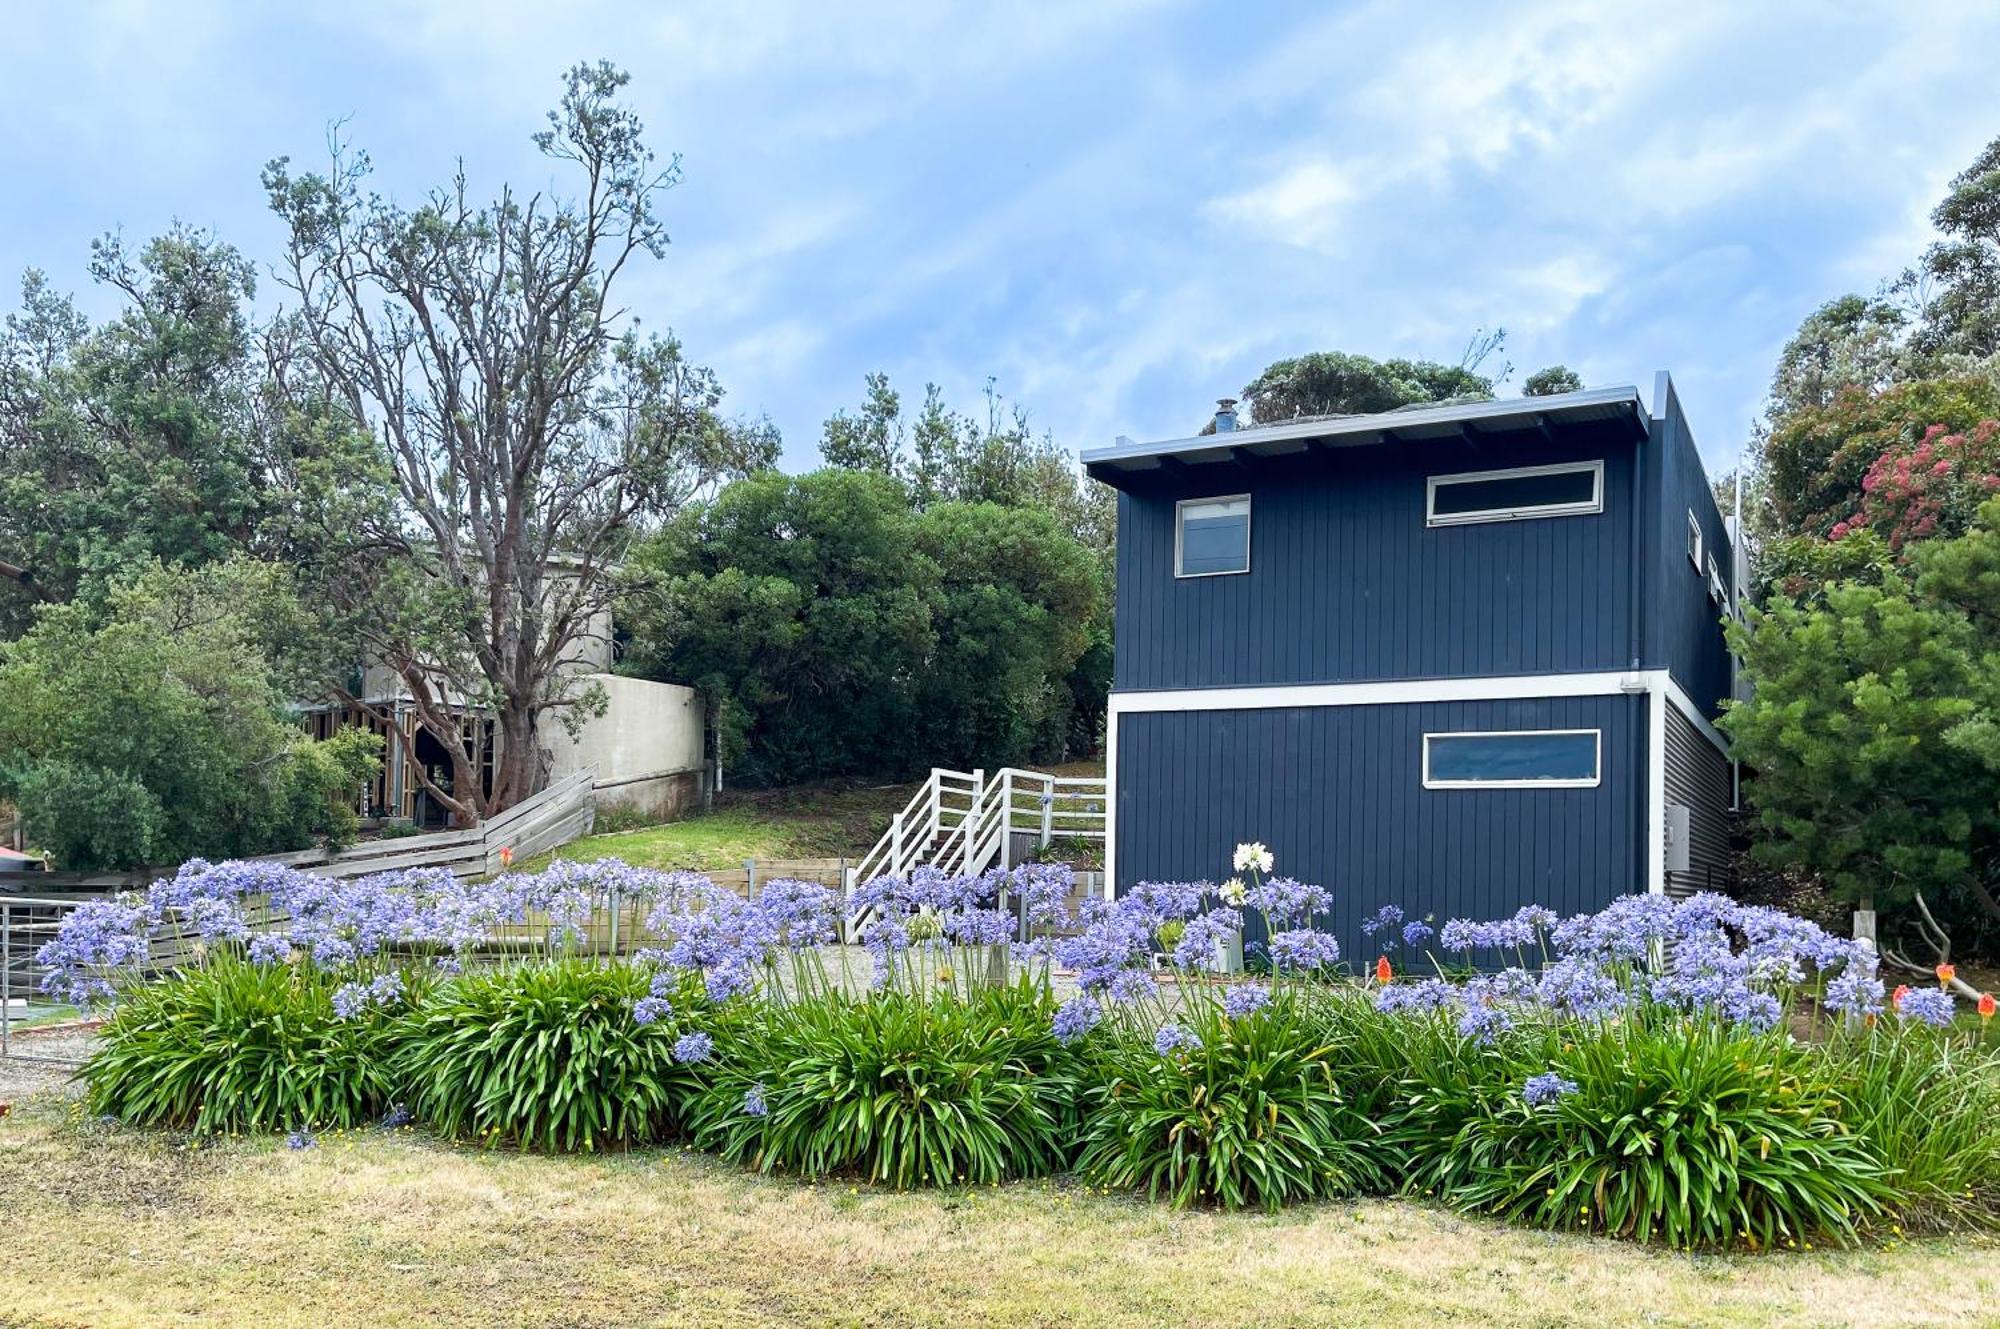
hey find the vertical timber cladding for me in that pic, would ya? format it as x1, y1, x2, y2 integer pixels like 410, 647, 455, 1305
1663, 703, 1733, 898
1113, 693, 1647, 958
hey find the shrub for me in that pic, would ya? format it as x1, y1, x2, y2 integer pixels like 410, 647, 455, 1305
688, 981, 1078, 1187
395, 959, 711, 1152
80, 955, 407, 1133
1073, 989, 1393, 1211
1403, 1017, 1897, 1249
1824, 1025, 2000, 1227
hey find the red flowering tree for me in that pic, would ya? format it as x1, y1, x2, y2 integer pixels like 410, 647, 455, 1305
1838, 420, 2000, 551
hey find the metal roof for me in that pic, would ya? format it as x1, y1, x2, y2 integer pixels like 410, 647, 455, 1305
1082, 384, 1649, 477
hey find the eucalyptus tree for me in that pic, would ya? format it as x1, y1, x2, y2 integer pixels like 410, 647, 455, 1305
265, 62, 772, 822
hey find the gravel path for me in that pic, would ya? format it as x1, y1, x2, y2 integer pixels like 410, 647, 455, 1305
0, 1025, 90, 1102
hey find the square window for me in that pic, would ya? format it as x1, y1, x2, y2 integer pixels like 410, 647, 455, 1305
1176, 495, 1250, 577
1422, 730, 1601, 788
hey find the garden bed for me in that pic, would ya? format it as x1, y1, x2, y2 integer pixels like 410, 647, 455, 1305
27, 852, 2000, 1255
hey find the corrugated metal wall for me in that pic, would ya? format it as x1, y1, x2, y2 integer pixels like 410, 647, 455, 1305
1663, 704, 1734, 899
1114, 694, 1646, 956
1112, 422, 1638, 692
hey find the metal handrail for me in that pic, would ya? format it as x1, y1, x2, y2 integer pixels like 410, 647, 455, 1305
846, 767, 1109, 919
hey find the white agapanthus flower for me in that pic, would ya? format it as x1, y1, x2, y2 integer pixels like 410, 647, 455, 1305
1232, 842, 1274, 874
1219, 877, 1248, 906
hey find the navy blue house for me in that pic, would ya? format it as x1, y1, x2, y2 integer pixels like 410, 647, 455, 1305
1080, 374, 1738, 959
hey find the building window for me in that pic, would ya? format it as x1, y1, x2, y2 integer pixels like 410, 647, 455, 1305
1176, 494, 1251, 577
1422, 729, 1601, 789
1687, 510, 1704, 570
1707, 554, 1726, 606
1426, 461, 1603, 527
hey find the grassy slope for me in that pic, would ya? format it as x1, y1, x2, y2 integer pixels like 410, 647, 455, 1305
0, 1101, 1994, 1329
531, 760, 1108, 873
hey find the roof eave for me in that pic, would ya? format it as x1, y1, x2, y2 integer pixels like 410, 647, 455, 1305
1083, 384, 1649, 479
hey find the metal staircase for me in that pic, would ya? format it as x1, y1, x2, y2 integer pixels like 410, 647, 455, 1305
846, 766, 1107, 891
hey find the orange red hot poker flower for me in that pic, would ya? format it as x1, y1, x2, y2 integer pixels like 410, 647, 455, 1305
1375, 955, 1393, 984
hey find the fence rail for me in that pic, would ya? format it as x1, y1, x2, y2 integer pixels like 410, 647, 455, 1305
5, 768, 601, 895
1, 894, 88, 1063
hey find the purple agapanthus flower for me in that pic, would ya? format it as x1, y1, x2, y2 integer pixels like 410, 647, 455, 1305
1265, 928, 1341, 971
246, 932, 293, 967
1222, 984, 1270, 1018
1360, 904, 1404, 937
331, 982, 372, 1021
1536, 957, 1624, 1020
742, 1083, 769, 1118
1401, 920, 1435, 948
1897, 987, 1956, 1029
1170, 908, 1243, 970
1052, 995, 1101, 1044
1522, 1072, 1579, 1107
1153, 1023, 1202, 1056
672, 1031, 715, 1064
1456, 1002, 1514, 1045
632, 996, 672, 1026
1245, 876, 1332, 927
1823, 956, 1886, 1018
1375, 979, 1460, 1016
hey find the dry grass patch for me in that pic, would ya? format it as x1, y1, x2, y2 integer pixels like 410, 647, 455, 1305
0, 1098, 1993, 1328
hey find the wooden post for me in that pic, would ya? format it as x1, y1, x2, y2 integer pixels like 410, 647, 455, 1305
1853, 892, 1877, 952
2, 901, 11, 1058
890, 813, 904, 877
744, 859, 758, 896
1040, 776, 1054, 848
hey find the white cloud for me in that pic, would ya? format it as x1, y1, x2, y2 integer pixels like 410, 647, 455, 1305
1201, 160, 1358, 252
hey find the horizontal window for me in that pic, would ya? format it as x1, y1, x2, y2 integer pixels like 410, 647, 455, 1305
1422, 729, 1601, 789
1426, 461, 1604, 527
1176, 495, 1250, 577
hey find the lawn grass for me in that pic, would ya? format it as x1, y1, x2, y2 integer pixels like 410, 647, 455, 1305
529, 760, 1107, 873
3, 1001, 81, 1032
0, 1099, 1993, 1329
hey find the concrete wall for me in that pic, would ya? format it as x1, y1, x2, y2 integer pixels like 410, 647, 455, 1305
543, 675, 707, 816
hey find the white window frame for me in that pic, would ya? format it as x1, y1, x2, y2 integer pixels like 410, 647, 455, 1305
1706, 554, 1726, 606
1174, 493, 1252, 579
1425, 460, 1604, 528
1687, 510, 1704, 570
1421, 728, 1603, 790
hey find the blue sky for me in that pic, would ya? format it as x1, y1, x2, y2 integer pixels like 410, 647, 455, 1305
6, 2, 2000, 475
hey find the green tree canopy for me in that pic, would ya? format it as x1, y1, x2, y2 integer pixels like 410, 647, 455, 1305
1904, 134, 2000, 363
0, 228, 301, 636
1760, 376, 2000, 541
1521, 365, 1583, 396
0, 560, 379, 869
620, 469, 1102, 786
1238, 349, 1495, 424
1722, 500, 2000, 949
816, 373, 1113, 554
